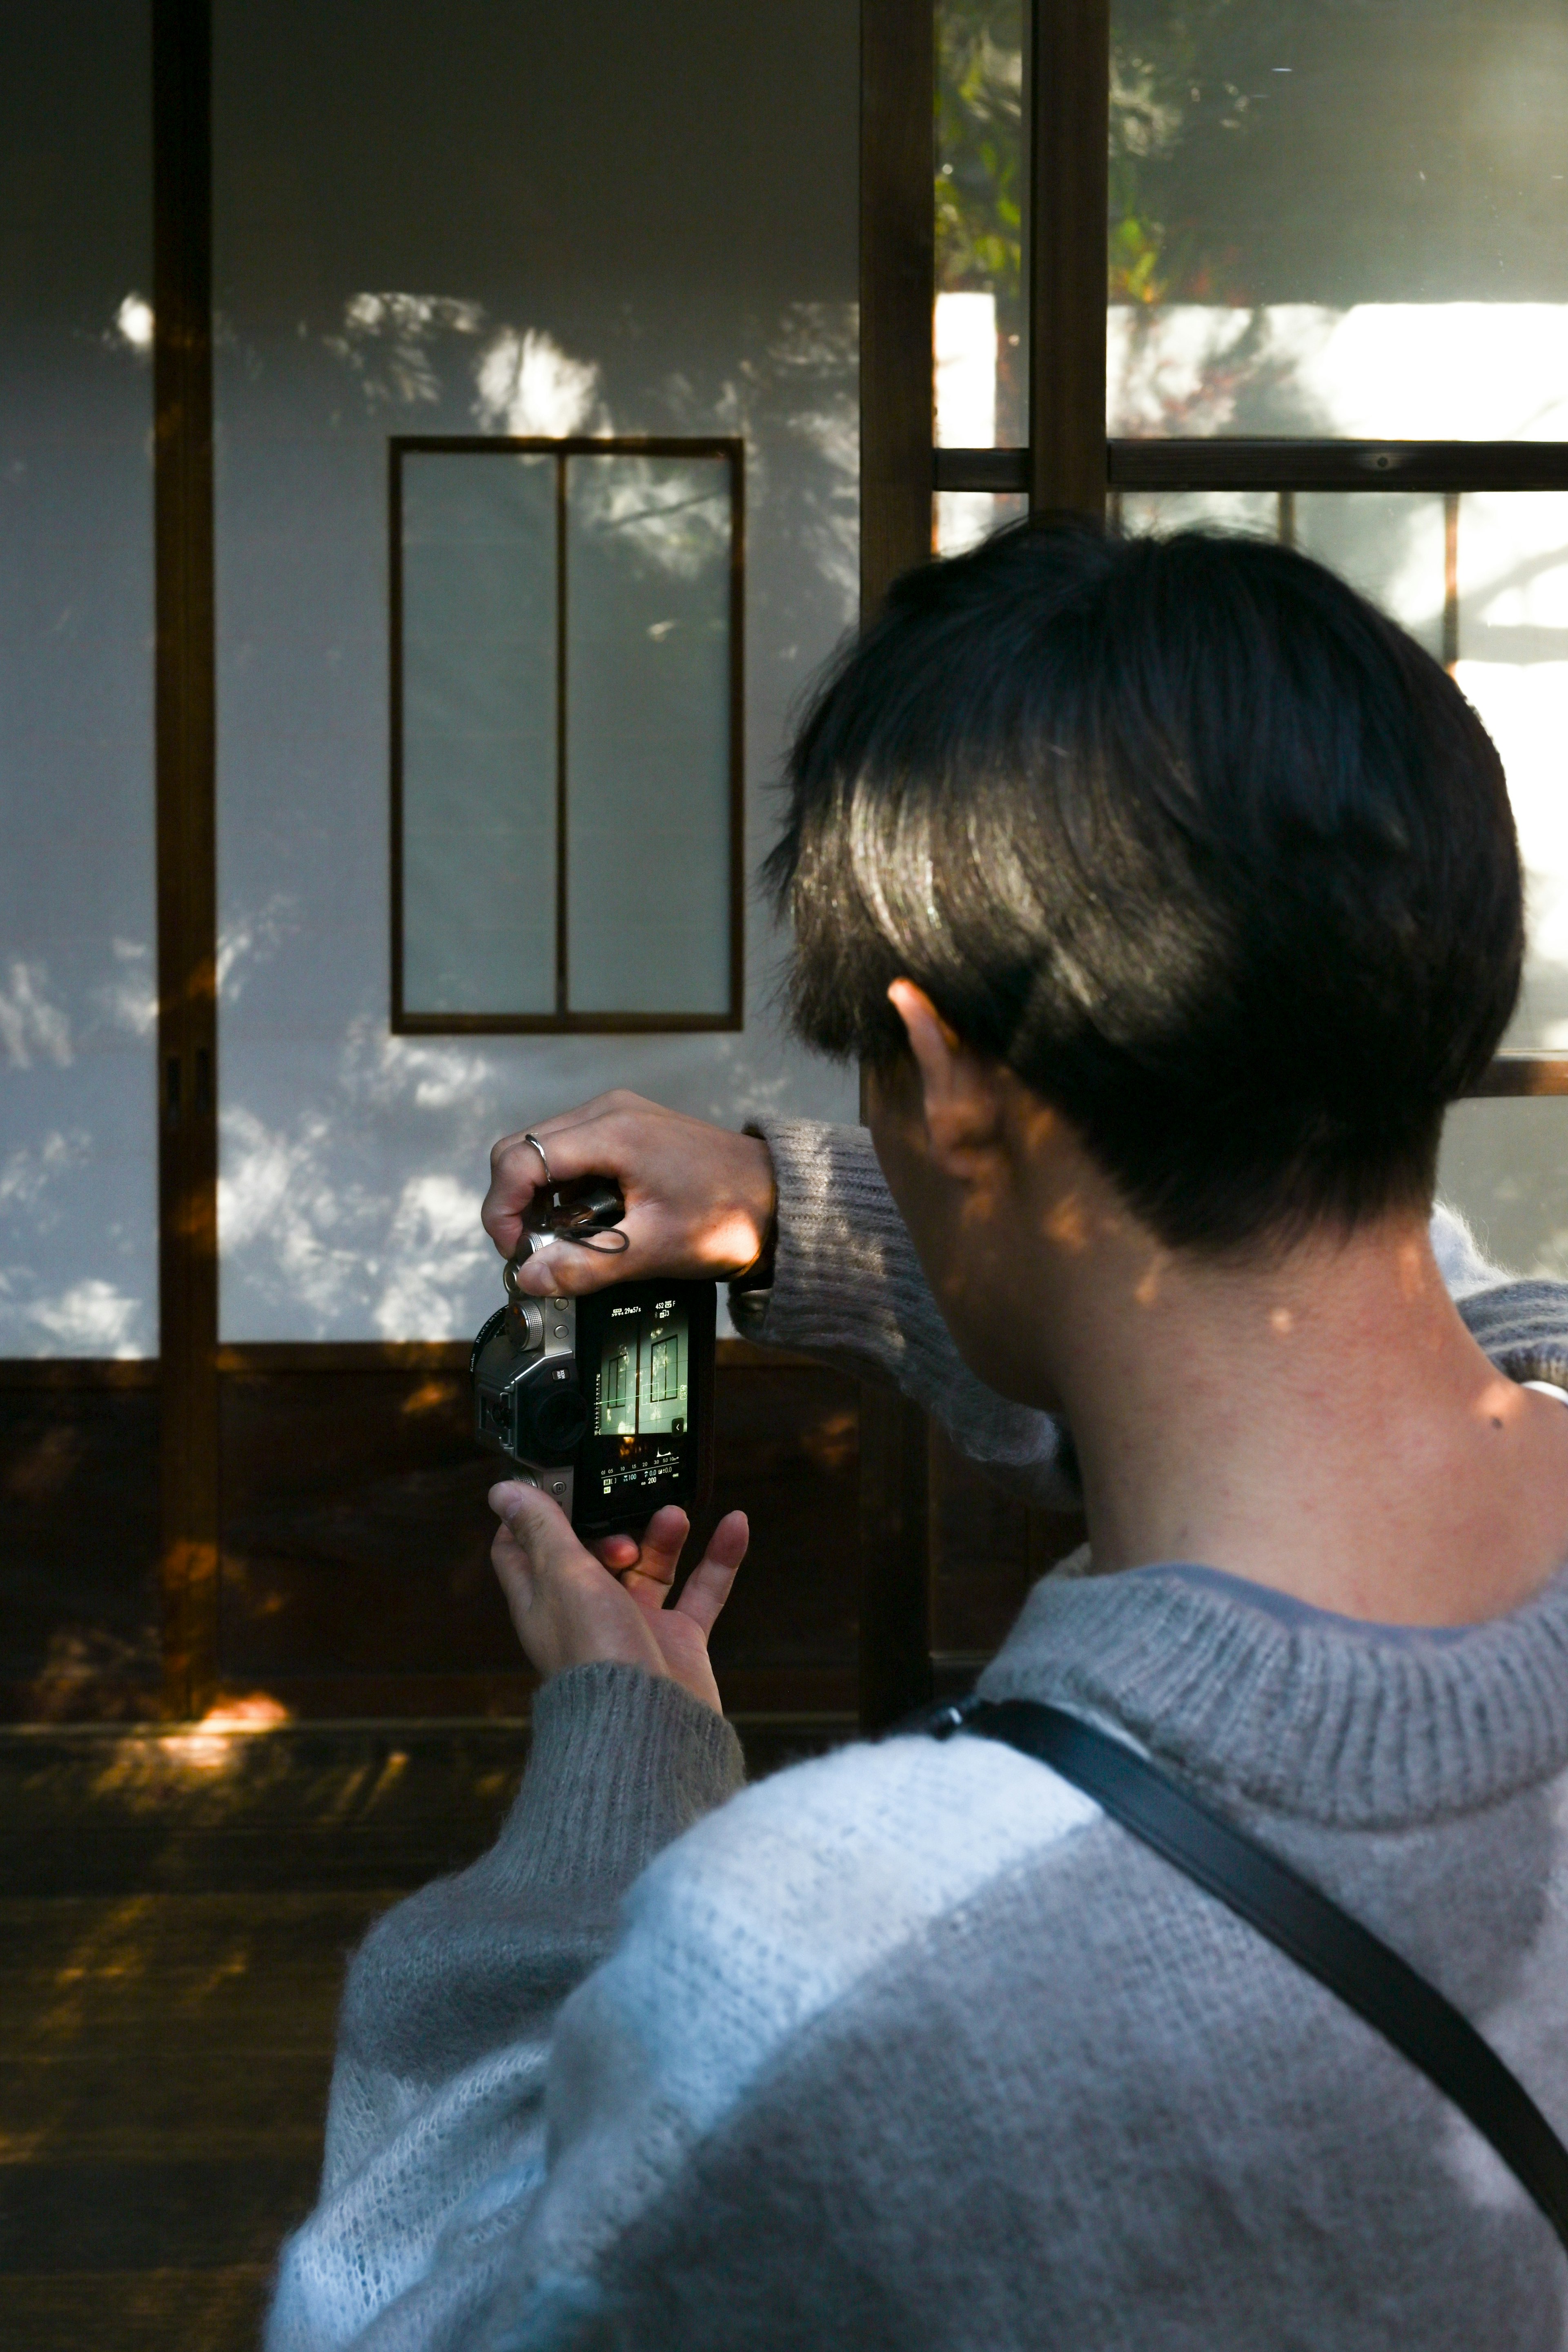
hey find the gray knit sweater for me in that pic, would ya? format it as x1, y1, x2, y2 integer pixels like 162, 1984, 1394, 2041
269, 1121, 1568, 2351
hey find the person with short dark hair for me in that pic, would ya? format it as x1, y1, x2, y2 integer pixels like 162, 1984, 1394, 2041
269, 524, 1568, 2351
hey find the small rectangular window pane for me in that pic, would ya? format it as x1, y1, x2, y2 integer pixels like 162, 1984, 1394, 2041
564, 454, 733, 1017
1294, 495, 1446, 664
1108, 2, 1568, 439
1456, 493, 1568, 1051
934, 488, 1028, 556
400, 452, 557, 1015
936, 0, 1027, 449
1118, 489, 1276, 537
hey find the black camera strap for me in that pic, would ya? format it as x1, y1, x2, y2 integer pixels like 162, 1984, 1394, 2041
926, 1694, 1568, 2254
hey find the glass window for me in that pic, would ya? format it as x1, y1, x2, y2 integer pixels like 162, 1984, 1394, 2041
1120, 485, 1568, 1054
1456, 493, 1568, 1051
1107, 1, 1568, 438
565, 453, 734, 1019
399, 452, 557, 1016
934, 487, 1028, 557
1116, 488, 1275, 537
395, 441, 738, 1028
936, 0, 1027, 449
1293, 494, 1448, 664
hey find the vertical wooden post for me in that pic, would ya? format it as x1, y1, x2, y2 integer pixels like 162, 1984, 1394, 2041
154, 0, 220, 1719
1029, 0, 1110, 516
857, 0, 935, 1731
861, 0, 935, 609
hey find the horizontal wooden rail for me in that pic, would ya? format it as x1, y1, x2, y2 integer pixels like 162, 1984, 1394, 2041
936, 440, 1568, 496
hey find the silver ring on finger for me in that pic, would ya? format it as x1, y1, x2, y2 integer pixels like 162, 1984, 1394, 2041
521, 1131, 552, 1187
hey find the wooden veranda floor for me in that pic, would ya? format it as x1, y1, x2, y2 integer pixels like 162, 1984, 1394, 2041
0, 1720, 526, 2350
0, 1711, 831, 2351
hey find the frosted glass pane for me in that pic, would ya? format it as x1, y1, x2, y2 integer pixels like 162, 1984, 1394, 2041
565, 455, 732, 1015
400, 453, 556, 1014
1118, 490, 1276, 537
1294, 495, 1446, 663
0, 1, 156, 1355
1455, 493, 1568, 1052
1108, 2, 1568, 438
935, 489, 1027, 557
936, 0, 1027, 449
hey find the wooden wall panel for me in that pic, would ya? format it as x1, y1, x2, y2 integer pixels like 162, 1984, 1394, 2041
0, 1368, 161, 1721
703, 1353, 860, 1708
214, 1347, 860, 1726
217, 1359, 508, 1686
2, 1358, 1077, 1727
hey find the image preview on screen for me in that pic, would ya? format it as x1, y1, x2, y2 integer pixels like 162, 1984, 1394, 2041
592, 1296, 689, 1439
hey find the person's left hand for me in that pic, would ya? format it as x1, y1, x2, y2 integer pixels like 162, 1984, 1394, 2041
489, 1483, 748, 1713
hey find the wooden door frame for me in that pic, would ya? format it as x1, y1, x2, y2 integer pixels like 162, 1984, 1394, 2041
153, 0, 220, 1719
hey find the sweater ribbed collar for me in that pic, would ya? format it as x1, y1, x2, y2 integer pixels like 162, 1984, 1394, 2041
978, 1555, 1568, 1829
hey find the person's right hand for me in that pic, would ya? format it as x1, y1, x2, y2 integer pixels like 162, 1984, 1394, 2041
482, 1090, 777, 1298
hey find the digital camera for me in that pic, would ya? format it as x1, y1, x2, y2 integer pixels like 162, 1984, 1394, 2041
471, 1176, 716, 1538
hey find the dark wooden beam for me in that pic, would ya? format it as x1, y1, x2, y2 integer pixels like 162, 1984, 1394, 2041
860, 0, 935, 609
153, 0, 219, 1719
857, 0, 935, 1729
1028, 0, 1110, 515
936, 440, 1568, 497
1111, 438, 1568, 495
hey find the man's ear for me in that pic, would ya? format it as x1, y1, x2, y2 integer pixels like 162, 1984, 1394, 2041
885, 980, 1006, 1175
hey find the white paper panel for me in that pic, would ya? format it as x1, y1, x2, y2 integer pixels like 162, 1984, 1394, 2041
0, 2, 156, 1356
213, 0, 860, 1339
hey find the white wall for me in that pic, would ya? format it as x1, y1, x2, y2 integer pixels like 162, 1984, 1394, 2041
0, 2, 157, 1357
212, 0, 861, 1341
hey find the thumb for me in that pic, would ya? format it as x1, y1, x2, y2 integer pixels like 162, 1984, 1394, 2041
489, 1478, 581, 1570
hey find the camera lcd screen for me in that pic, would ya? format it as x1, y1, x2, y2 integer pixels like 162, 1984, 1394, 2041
577, 1281, 712, 1529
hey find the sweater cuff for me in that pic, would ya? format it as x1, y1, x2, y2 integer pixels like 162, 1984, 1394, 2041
730, 1116, 906, 1357
497, 1662, 746, 1900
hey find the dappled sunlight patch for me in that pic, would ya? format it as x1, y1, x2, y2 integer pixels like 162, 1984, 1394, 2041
24, 1278, 143, 1355
112, 290, 153, 354
1475, 1377, 1526, 1431
1044, 1195, 1089, 1252
158, 1693, 293, 1773
800, 1409, 858, 1477
400, 1377, 462, 1418
217, 894, 299, 1004
1134, 1254, 1168, 1310
91, 938, 157, 1038
326, 290, 485, 408
0, 959, 73, 1069
474, 326, 601, 437
36, 1895, 158, 2045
